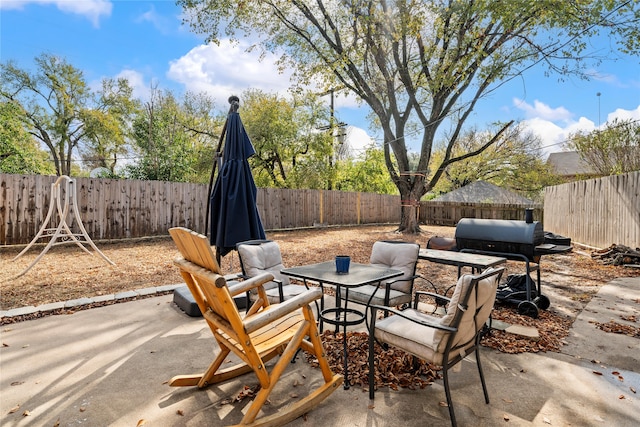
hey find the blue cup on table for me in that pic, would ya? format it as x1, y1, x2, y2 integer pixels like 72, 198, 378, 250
335, 255, 350, 274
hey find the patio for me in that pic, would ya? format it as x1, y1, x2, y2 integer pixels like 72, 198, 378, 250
1, 276, 638, 426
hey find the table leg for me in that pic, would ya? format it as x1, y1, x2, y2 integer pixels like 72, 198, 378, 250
343, 288, 350, 389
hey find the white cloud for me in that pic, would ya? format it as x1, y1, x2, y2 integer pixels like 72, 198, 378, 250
518, 99, 640, 159
166, 41, 294, 106
608, 105, 640, 122
345, 126, 375, 155
513, 97, 573, 122
114, 69, 151, 101
135, 5, 171, 34
1, 0, 112, 27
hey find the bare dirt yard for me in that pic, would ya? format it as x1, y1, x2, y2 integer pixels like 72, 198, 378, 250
2, 224, 638, 355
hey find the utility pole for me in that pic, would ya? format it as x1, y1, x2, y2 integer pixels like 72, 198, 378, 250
317, 88, 347, 190
597, 92, 601, 127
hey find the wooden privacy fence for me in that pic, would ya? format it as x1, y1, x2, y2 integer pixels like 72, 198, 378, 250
544, 171, 640, 249
418, 201, 543, 226
0, 174, 401, 245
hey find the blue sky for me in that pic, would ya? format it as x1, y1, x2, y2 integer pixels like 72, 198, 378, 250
2, 0, 639, 159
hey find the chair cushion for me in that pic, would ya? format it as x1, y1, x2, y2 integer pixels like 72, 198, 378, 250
264, 284, 307, 304
238, 241, 290, 291
347, 284, 412, 307
374, 308, 445, 365
435, 267, 500, 352
369, 241, 419, 293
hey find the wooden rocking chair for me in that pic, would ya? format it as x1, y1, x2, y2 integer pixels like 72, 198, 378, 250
168, 227, 343, 426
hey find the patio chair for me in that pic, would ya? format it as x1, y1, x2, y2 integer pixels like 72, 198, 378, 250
344, 240, 421, 316
168, 227, 343, 426
236, 239, 308, 305
368, 267, 505, 427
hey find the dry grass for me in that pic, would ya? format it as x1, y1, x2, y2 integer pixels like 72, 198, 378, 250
2, 224, 637, 318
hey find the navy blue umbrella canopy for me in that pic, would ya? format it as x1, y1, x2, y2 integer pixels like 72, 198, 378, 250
209, 99, 266, 257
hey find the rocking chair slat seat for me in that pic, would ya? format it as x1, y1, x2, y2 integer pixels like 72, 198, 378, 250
167, 227, 342, 426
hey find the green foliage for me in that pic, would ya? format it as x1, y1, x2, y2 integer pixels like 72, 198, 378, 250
0, 101, 54, 174
430, 125, 562, 201
0, 53, 138, 177
1, 54, 91, 176
240, 89, 335, 189
127, 89, 197, 182
335, 146, 398, 195
81, 78, 140, 176
567, 119, 640, 175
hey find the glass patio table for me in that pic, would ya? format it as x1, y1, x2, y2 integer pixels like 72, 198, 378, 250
281, 261, 403, 389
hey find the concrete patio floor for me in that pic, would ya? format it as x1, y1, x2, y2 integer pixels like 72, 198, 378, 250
1, 277, 638, 426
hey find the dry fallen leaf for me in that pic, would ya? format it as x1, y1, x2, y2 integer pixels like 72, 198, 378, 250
618, 395, 625, 400
2, 343, 9, 347
630, 387, 636, 394
543, 417, 551, 424
22, 410, 31, 417
136, 419, 146, 426
8, 404, 20, 414
438, 401, 448, 407
502, 398, 513, 403
10, 381, 24, 386
79, 406, 86, 412
592, 371, 603, 376
503, 414, 510, 421
176, 409, 184, 416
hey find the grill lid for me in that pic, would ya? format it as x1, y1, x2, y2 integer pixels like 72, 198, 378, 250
455, 218, 544, 246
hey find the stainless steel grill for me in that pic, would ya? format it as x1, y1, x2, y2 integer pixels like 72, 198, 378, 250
453, 218, 571, 318
455, 218, 544, 261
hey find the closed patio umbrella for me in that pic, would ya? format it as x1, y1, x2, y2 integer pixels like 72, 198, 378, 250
209, 97, 265, 259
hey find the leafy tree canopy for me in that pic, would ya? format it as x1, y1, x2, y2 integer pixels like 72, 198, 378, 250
430, 124, 562, 201
240, 89, 335, 189
567, 118, 640, 175
0, 100, 54, 175
177, 0, 640, 232
1, 53, 138, 176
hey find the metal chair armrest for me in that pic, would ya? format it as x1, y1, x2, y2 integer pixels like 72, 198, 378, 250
368, 304, 457, 333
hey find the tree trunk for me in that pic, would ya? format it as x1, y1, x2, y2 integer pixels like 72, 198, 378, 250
397, 186, 422, 234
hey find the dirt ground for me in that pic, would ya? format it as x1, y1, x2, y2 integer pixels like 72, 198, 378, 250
2, 224, 638, 351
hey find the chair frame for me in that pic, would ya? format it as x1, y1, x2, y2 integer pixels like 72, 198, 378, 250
169, 227, 342, 426
368, 267, 505, 427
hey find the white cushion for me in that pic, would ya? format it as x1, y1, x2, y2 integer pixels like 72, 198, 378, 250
238, 241, 309, 304
347, 284, 412, 307
374, 308, 444, 365
369, 241, 419, 293
435, 268, 499, 351
238, 241, 290, 291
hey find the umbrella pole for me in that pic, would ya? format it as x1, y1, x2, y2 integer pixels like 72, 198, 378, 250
205, 120, 227, 237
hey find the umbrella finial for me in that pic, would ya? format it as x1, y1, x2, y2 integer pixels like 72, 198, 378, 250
228, 96, 240, 113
